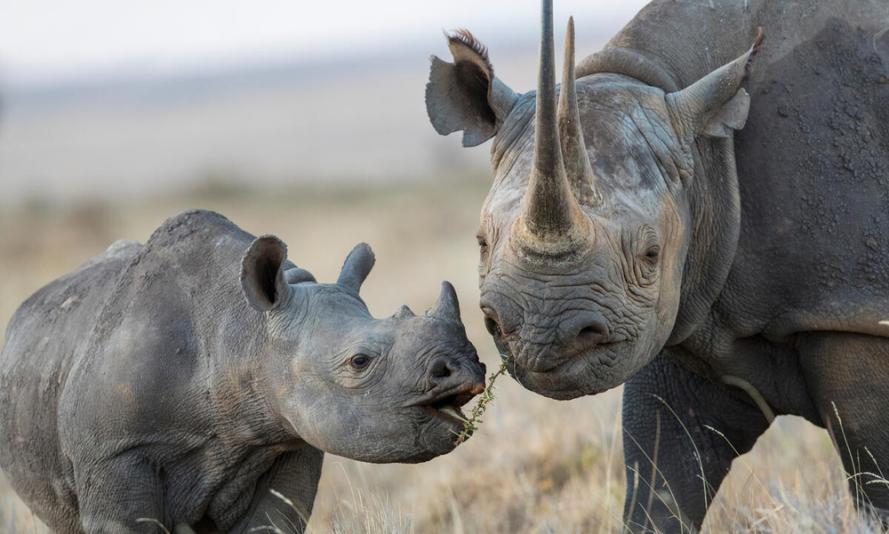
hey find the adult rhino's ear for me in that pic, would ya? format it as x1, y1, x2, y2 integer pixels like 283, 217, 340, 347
666, 29, 764, 140
337, 243, 375, 294
241, 235, 292, 311
426, 30, 519, 147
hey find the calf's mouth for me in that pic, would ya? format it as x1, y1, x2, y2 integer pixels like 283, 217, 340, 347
409, 382, 484, 425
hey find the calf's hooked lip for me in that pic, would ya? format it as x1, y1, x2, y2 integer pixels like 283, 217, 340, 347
406, 381, 485, 425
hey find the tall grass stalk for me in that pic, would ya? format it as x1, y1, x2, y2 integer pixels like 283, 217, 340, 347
454, 362, 509, 444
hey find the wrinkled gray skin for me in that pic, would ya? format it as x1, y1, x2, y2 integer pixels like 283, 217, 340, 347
426, 0, 889, 530
0, 210, 485, 533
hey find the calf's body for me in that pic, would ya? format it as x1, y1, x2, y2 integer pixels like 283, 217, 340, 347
0, 210, 484, 533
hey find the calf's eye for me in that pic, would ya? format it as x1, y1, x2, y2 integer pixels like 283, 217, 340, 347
349, 354, 371, 370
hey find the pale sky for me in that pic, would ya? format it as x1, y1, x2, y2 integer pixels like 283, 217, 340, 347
0, 0, 643, 85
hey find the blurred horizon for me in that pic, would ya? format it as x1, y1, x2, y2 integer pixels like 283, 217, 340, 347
1, 1, 642, 86
0, 0, 648, 207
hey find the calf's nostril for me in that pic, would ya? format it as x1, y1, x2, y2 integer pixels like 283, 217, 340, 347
430, 358, 452, 379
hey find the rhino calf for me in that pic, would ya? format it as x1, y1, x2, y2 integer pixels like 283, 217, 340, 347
0, 210, 485, 533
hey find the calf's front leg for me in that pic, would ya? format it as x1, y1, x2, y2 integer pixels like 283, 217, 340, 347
75, 453, 167, 534
231, 442, 324, 534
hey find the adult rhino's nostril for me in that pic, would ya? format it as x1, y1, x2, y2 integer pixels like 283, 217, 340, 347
577, 323, 607, 344
560, 312, 610, 354
483, 316, 502, 338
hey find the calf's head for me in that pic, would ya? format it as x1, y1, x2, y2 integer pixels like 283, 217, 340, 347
426, 1, 759, 399
240, 237, 485, 463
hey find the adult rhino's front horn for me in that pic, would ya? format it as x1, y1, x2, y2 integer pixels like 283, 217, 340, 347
518, 0, 594, 255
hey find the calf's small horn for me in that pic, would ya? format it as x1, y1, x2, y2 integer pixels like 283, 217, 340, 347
427, 281, 461, 322
393, 305, 416, 319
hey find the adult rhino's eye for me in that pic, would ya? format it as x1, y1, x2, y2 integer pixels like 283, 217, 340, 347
643, 245, 661, 264
476, 234, 488, 251
636, 225, 660, 266
349, 354, 372, 370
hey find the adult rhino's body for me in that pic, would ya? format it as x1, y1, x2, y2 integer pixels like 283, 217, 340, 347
426, 0, 889, 530
0, 210, 484, 533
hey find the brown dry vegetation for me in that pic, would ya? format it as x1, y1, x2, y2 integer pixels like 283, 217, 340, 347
0, 180, 880, 533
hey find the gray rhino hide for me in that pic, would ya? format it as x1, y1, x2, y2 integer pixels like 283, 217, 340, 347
426, 0, 889, 531
0, 210, 484, 533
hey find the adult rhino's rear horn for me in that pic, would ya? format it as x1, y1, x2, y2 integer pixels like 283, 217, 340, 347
558, 17, 601, 206
520, 0, 588, 251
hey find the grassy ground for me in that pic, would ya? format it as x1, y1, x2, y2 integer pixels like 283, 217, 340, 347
0, 181, 878, 533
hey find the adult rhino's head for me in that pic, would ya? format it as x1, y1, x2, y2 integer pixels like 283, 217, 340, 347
239, 237, 485, 463
426, 0, 760, 399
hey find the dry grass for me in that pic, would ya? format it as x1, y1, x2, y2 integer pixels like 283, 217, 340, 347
0, 181, 880, 533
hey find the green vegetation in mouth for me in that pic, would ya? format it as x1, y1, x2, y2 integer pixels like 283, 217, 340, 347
454, 361, 509, 445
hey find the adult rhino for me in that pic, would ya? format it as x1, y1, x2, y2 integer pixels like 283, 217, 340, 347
426, 0, 889, 530
0, 210, 485, 533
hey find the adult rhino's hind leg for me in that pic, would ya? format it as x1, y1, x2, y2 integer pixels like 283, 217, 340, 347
622, 351, 770, 533
798, 332, 889, 517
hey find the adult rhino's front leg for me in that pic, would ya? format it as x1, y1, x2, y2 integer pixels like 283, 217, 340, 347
799, 332, 889, 517
622, 351, 770, 532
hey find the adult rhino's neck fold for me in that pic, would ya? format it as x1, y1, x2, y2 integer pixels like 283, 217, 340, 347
669, 137, 742, 345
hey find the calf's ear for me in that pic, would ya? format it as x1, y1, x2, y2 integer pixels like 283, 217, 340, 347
666, 29, 764, 140
241, 235, 292, 311
426, 30, 518, 147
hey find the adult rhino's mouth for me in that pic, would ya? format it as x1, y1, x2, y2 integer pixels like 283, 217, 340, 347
409, 382, 484, 426
504, 339, 631, 400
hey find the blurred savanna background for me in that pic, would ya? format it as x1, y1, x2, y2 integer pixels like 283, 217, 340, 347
0, 1, 879, 532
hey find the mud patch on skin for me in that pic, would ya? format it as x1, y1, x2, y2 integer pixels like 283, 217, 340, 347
725, 17, 889, 326
113, 383, 135, 406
